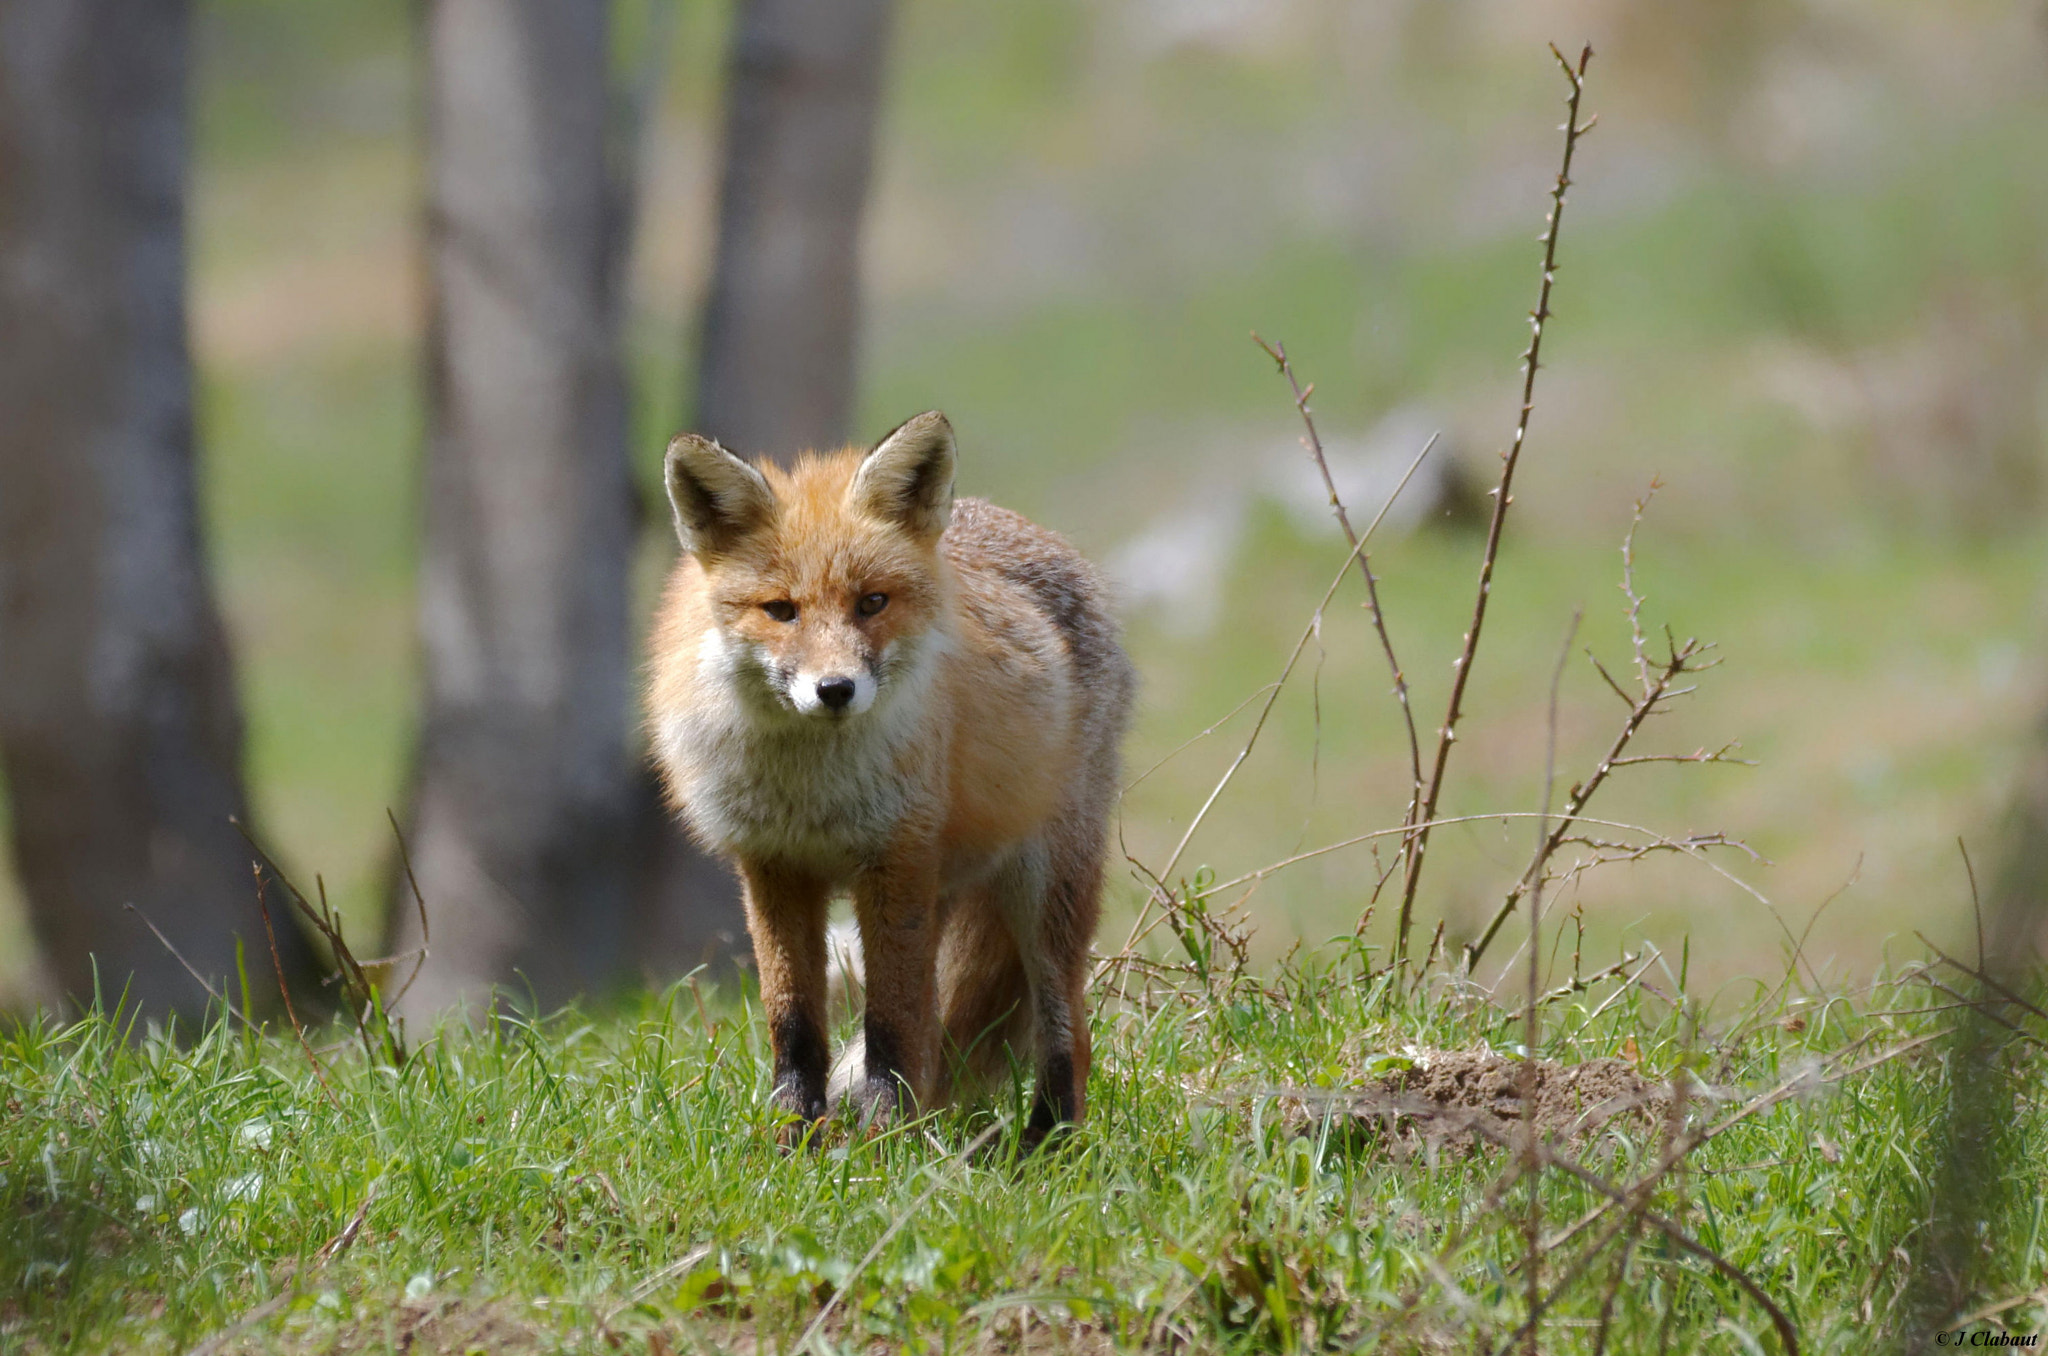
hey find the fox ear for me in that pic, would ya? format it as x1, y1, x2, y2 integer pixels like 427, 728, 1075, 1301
850, 410, 955, 541
665, 434, 773, 558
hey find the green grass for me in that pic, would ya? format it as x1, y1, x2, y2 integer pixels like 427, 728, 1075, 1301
3, 951, 2039, 1353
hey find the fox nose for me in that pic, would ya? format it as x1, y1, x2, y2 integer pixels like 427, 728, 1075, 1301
817, 676, 857, 710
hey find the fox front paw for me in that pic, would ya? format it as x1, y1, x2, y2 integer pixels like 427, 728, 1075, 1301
770, 1081, 828, 1150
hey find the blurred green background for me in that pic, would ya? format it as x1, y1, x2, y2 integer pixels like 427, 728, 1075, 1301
4, 0, 2040, 1001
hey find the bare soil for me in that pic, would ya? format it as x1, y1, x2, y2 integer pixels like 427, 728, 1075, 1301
1288, 1047, 1671, 1160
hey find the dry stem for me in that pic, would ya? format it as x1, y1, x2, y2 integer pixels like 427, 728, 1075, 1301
1107, 434, 1436, 966
1252, 332, 1425, 828
1396, 42, 1596, 962
1462, 485, 1736, 972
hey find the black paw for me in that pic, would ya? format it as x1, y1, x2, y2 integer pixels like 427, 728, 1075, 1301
850, 1073, 910, 1135
771, 1080, 827, 1150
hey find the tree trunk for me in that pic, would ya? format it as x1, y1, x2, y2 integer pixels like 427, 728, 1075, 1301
693, 0, 896, 458
395, 0, 645, 1015
0, 0, 317, 1021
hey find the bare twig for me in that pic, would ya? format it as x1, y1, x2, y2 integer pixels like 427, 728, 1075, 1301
1463, 491, 1727, 973
386, 808, 432, 1008
1201, 810, 1744, 900
604, 1244, 713, 1327
1420, 1091, 1800, 1354
1607, 743, 1753, 768
180, 1288, 301, 1356
1397, 43, 1596, 962
314, 1181, 380, 1263
1961, 836, 1985, 972
1621, 481, 1657, 690
1537, 1030, 1943, 1261
1318, 1081, 1799, 1356
122, 903, 259, 1035
1916, 932, 2048, 1030
233, 817, 408, 1067
1108, 434, 1436, 963
252, 866, 339, 1105
1520, 608, 1580, 1354
1252, 333, 1427, 844
1534, 952, 1642, 1006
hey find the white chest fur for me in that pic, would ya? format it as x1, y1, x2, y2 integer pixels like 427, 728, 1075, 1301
657, 629, 945, 870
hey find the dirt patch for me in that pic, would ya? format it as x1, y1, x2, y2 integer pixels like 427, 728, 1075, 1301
1287, 1047, 1671, 1160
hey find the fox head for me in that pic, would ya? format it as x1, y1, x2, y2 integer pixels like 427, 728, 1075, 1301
664, 411, 956, 722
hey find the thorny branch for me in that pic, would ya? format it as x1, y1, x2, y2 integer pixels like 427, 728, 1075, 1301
1396, 43, 1598, 962
1252, 333, 1426, 834
1461, 484, 1738, 973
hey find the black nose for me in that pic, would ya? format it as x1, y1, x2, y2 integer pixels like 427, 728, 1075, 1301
817, 676, 857, 710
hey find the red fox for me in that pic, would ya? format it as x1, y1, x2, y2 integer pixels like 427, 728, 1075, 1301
647, 412, 1134, 1145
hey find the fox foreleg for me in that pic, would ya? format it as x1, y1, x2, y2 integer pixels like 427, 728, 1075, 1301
850, 847, 942, 1131
739, 861, 832, 1146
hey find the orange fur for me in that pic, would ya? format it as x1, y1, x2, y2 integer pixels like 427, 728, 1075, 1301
647, 412, 1133, 1145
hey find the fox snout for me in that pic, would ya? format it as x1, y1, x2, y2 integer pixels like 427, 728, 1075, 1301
789, 669, 873, 717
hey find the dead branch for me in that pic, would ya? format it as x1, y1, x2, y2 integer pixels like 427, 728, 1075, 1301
1253, 332, 1426, 844
1915, 932, 2048, 1030
252, 866, 340, 1106
1395, 43, 1596, 962
1106, 435, 1436, 964
1464, 619, 1720, 971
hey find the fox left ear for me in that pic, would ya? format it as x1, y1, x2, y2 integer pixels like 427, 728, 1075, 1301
850, 411, 955, 541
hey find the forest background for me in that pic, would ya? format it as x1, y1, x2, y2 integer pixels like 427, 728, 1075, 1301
1, 0, 2043, 1014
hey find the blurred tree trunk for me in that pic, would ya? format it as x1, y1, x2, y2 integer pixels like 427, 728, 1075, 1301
394, 0, 645, 1014
692, 0, 896, 457
0, 0, 318, 1020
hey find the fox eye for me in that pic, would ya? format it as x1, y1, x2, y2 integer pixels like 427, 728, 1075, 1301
857, 592, 889, 617
762, 600, 796, 623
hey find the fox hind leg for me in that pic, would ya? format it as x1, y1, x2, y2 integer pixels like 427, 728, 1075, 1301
988, 838, 1098, 1148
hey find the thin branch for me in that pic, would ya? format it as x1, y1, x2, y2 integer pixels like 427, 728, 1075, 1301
1608, 742, 1754, 768
1253, 333, 1426, 842
1534, 952, 1642, 1006
1621, 481, 1658, 692
1110, 434, 1436, 959
252, 866, 339, 1105
1537, 1030, 1943, 1261
1464, 629, 1717, 972
1201, 810, 1744, 899
1917, 932, 2048, 1030
314, 1180, 380, 1263
1961, 836, 1985, 973
1587, 651, 1635, 706
1301, 1081, 1800, 1356
122, 903, 259, 1035
1397, 43, 1596, 962
1520, 607, 1580, 1354
386, 808, 432, 1008
1120, 683, 1279, 796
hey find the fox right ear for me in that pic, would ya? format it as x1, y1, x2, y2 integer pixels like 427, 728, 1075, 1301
664, 434, 774, 558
